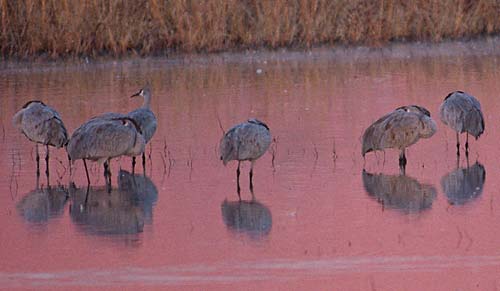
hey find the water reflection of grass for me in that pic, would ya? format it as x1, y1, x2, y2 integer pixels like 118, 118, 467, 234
2, 0, 499, 58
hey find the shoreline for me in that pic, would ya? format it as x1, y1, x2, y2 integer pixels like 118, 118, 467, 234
0, 35, 499, 73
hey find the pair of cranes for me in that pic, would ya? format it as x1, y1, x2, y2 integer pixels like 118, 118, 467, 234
13, 87, 483, 200
67, 86, 158, 185
362, 91, 485, 168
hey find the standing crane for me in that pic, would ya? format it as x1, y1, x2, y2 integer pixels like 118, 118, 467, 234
219, 119, 271, 199
439, 91, 484, 157
12, 100, 68, 178
129, 85, 157, 172
66, 117, 145, 186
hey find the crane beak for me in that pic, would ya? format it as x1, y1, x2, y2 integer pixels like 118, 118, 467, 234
130, 91, 141, 98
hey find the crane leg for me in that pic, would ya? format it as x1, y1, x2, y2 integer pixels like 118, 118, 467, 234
108, 160, 112, 188
84, 185, 90, 206
68, 155, 72, 176
35, 144, 40, 177
132, 156, 136, 174
399, 149, 407, 168
465, 133, 469, 157
103, 160, 108, 177
142, 152, 146, 173
456, 132, 460, 156
236, 161, 241, 200
106, 178, 111, 193
104, 159, 111, 187
45, 145, 50, 178
249, 160, 254, 194
83, 159, 91, 185
399, 164, 406, 176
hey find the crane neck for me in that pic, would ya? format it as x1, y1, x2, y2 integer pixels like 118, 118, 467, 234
142, 94, 151, 109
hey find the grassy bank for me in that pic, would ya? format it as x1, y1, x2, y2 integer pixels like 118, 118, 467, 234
1, 0, 499, 59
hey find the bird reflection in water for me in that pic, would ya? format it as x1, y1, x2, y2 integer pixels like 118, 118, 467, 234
441, 161, 485, 205
117, 169, 158, 224
221, 199, 272, 239
69, 170, 157, 235
17, 183, 69, 223
362, 170, 437, 213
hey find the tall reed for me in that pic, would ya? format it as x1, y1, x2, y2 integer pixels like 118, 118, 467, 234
1, 0, 499, 58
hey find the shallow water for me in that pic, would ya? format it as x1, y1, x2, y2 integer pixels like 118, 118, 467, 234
1, 40, 500, 290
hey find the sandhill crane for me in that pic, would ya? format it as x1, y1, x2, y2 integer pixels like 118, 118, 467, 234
362, 105, 437, 168
66, 117, 145, 186
12, 100, 68, 177
439, 91, 484, 157
129, 85, 157, 171
85, 85, 156, 173
219, 119, 271, 199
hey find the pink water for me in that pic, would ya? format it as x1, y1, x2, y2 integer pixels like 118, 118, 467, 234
1, 39, 500, 290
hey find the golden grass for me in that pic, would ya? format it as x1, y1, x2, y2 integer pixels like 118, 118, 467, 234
1, 0, 499, 58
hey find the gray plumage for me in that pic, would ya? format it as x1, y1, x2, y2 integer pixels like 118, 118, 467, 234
220, 119, 272, 164
362, 105, 437, 167
129, 85, 157, 171
90, 112, 128, 121
362, 170, 437, 213
219, 119, 272, 197
439, 91, 484, 156
12, 100, 68, 176
67, 117, 144, 162
129, 85, 157, 144
66, 117, 145, 184
88, 85, 157, 143
441, 162, 485, 205
12, 101, 68, 147
84, 85, 157, 173
221, 199, 272, 239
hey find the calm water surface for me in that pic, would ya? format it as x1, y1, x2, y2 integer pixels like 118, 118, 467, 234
1, 40, 500, 290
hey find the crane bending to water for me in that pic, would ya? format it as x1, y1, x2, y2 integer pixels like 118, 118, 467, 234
362, 105, 437, 168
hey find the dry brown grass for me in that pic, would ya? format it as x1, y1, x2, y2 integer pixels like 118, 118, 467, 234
1, 0, 499, 59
